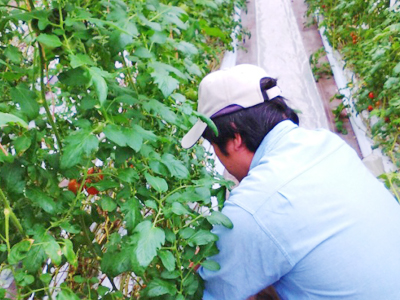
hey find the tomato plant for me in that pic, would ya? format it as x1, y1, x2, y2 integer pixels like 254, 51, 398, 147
0, 0, 244, 298
305, 0, 400, 199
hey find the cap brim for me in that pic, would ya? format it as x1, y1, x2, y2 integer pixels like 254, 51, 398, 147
181, 120, 208, 149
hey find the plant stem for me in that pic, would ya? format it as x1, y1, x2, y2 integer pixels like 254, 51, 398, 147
0, 4, 29, 11
0, 188, 24, 235
38, 44, 63, 152
4, 208, 11, 254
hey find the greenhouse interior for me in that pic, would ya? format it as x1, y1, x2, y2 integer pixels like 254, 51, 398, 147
0, 0, 399, 299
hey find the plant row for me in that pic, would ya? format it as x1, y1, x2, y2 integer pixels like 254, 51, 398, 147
0, 0, 245, 299
305, 0, 400, 199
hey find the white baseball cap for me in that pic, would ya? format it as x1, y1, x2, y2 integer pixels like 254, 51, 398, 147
181, 64, 281, 148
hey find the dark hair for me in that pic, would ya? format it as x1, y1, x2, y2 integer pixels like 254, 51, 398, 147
202, 77, 299, 155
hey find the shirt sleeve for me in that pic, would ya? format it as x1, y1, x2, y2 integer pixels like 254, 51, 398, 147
199, 201, 293, 300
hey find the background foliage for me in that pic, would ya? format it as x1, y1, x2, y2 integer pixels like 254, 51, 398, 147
0, 0, 245, 298
305, 0, 400, 199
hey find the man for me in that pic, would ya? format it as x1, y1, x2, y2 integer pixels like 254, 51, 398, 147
181, 64, 400, 300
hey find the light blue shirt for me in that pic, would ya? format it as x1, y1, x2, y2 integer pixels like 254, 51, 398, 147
199, 120, 400, 300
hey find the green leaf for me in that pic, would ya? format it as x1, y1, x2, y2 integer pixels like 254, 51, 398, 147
69, 54, 95, 68
121, 198, 142, 233
14, 136, 31, 154
150, 61, 188, 80
58, 68, 90, 87
139, 14, 162, 31
37, 34, 62, 48
207, 211, 233, 229
124, 127, 143, 152
161, 270, 180, 279
171, 93, 187, 103
100, 196, 117, 212
394, 62, 400, 75
26, 188, 60, 214
73, 275, 85, 283
145, 278, 177, 297
104, 125, 145, 152
202, 26, 226, 38
134, 47, 154, 58
179, 227, 195, 239
134, 220, 165, 267
0, 112, 28, 128
14, 271, 34, 286
161, 5, 187, 30
115, 94, 138, 105
176, 41, 198, 56
187, 230, 218, 246
171, 202, 190, 215
10, 84, 39, 120
184, 58, 203, 76
143, 99, 177, 124
101, 247, 133, 277
39, 273, 52, 284
145, 173, 168, 193
158, 250, 176, 271
150, 31, 167, 44
104, 124, 126, 146
88, 67, 108, 105
195, 0, 219, 9
161, 153, 189, 179
175, 294, 185, 300
201, 259, 221, 271
97, 286, 110, 296
145, 200, 158, 210
60, 130, 99, 169
132, 124, 157, 142
195, 111, 218, 136
92, 180, 119, 191
60, 222, 81, 234
384, 77, 400, 89
23, 238, 46, 273
151, 69, 180, 98
8, 240, 32, 264
118, 168, 139, 183
5, 45, 22, 63
62, 239, 77, 267
43, 235, 62, 265
56, 288, 80, 300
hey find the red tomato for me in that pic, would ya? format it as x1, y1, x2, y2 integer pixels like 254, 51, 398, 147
68, 179, 80, 194
86, 186, 99, 195
367, 105, 373, 112
385, 117, 390, 123
368, 92, 374, 99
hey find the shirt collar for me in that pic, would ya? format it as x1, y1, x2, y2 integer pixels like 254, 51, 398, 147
250, 120, 298, 170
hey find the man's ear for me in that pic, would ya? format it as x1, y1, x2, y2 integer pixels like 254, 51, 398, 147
232, 133, 246, 151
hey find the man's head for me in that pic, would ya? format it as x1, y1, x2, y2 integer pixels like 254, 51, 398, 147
181, 64, 299, 180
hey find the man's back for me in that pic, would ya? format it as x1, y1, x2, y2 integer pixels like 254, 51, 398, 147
200, 120, 400, 299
